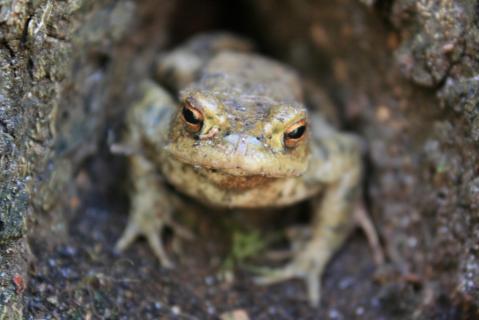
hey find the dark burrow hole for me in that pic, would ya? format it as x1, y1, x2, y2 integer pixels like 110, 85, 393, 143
168, 0, 260, 49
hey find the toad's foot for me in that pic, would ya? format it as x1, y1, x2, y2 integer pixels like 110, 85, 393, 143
255, 241, 329, 307
115, 214, 193, 269
354, 203, 385, 265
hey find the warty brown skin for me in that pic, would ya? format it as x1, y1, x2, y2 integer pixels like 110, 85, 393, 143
115, 33, 368, 306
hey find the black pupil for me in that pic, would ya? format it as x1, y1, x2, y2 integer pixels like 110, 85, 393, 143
183, 107, 201, 124
286, 125, 306, 139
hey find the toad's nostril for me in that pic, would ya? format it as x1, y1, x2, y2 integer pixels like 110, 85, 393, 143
243, 135, 263, 147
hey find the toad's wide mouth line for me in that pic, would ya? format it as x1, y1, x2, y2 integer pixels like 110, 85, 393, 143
194, 165, 276, 179
178, 158, 289, 178
167, 149, 305, 178
191, 165, 279, 190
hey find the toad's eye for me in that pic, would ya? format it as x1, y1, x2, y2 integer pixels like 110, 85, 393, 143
181, 103, 203, 133
284, 119, 307, 148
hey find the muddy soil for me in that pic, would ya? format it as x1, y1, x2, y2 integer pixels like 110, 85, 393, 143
24, 153, 391, 320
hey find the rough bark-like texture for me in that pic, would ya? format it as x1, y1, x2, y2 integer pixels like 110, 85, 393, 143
0, 0, 140, 317
1, 0, 478, 318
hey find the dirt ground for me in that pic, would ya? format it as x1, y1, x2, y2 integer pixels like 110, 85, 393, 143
23, 161, 383, 319
23, 154, 468, 319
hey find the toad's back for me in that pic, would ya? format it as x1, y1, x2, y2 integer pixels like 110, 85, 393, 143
183, 52, 304, 119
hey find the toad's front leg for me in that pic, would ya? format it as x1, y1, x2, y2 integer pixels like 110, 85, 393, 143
115, 82, 191, 268
256, 133, 362, 306
115, 155, 190, 268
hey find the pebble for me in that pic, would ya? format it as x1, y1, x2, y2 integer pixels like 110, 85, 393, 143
328, 308, 343, 320
220, 309, 250, 320
171, 305, 181, 315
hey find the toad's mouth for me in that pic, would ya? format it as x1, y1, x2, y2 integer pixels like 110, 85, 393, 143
166, 148, 305, 179
191, 165, 277, 190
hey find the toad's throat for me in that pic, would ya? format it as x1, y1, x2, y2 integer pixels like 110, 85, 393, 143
192, 166, 276, 190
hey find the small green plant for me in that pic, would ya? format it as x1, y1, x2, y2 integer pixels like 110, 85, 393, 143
222, 230, 268, 271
